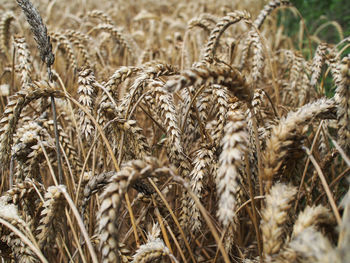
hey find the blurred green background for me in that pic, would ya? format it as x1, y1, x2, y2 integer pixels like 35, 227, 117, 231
282, 0, 349, 44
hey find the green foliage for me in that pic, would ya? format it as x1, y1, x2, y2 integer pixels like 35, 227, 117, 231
279, 0, 349, 45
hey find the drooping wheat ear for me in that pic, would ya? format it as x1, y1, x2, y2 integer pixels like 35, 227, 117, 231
97, 66, 140, 126
216, 106, 248, 228
12, 119, 47, 181
83, 171, 115, 209
188, 13, 218, 33
49, 32, 78, 72
197, 86, 213, 123
249, 31, 264, 83
36, 185, 66, 251
334, 55, 350, 153
91, 24, 137, 59
262, 98, 337, 192
0, 82, 63, 167
325, 46, 341, 85
180, 87, 198, 148
65, 29, 92, 43
43, 119, 82, 175
16, 0, 55, 75
261, 183, 296, 258
203, 10, 251, 61
338, 187, 350, 261
188, 145, 215, 232
65, 30, 91, 67
116, 62, 178, 119
254, 0, 291, 30
13, 36, 33, 86
276, 227, 333, 263
77, 68, 99, 140
165, 62, 253, 102
310, 42, 329, 87
5, 180, 43, 225
87, 10, 114, 25
292, 205, 334, 238
211, 85, 230, 147
0, 12, 15, 54
251, 88, 264, 121
98, 157, 174, 263
0, 197, 39, 263
147, 81, 189, 174
288, 50, 303, 91
115, 119, 151, 159
240, 30, 265, 83
131, 223, 178, 263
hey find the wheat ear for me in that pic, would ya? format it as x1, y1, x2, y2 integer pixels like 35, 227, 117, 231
334, 55, 350, 154
216, 106, 248, 227
98, 157, 174, 263
13, 36, 33, 86
203, 10, 251, 61
263, 98, 337, 191
261, 183, 296, 258
0, 12, 15, 54
0, 82, 63, 167
131, 223, 178, 263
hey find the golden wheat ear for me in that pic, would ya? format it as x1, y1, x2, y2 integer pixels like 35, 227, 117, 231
263, 98, 337, 192
0, 82, 63, 167
334, 55, 350, 154
216, 105, 248, 228
0, 12, 15, 55
131, 223, 178, 263
13, 35, 33, 86
261, 183, 296, 258
98, 157, 175, 263
254, 0, 291, 30
203, 10, 251, 62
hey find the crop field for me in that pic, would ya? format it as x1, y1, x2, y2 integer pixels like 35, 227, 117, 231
0, 0, 349, 262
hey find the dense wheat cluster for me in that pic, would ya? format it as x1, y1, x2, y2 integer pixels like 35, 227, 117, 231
0, 0, 349, 262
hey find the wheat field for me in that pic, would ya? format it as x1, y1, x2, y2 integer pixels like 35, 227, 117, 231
0, 0, 349, 262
